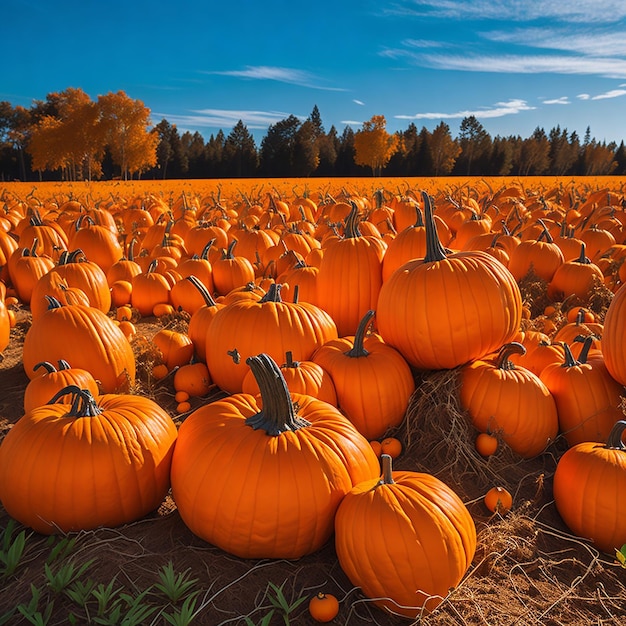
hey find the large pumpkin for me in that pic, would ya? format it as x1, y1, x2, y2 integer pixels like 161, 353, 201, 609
0, 386, 177, 534
553, 420, 626, 554
22, 297, 135, 392
603, 282, 626, 385
377, 191, 522, 370
334, 454, 476, 617
171, 353, 380, 559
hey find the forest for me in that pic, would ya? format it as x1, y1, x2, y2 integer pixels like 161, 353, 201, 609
1, 87, 626, 182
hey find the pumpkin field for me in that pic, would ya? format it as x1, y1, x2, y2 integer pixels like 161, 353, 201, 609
0, 176, 625, 625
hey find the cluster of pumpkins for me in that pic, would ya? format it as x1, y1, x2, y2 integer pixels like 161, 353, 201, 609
0, 183, 625, 619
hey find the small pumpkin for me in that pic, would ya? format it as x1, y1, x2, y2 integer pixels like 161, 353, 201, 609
308, 592, 340, 623
24, 360, 100, 412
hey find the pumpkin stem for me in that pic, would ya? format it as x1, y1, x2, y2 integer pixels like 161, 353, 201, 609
560, 342, 580, 368
259, 282, 282, 303
606, 420, 626, 450
421, 191, 448, 262
186, 275, 217, 307
282, 351, 299, 368
244, 353, 311, 435
496, 342, 526, 370
47, 385, 103, 417
345, 310, 375, 358
33, 361, 58, 374
378, 453, 395, 485
344, 202, 362, 238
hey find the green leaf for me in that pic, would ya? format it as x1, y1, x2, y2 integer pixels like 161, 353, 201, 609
615, 544, 626, 568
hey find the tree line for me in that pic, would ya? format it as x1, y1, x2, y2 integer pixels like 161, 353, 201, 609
1, 87, 625, 181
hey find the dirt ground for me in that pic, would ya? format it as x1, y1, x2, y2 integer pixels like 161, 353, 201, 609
1, 306, 625, 625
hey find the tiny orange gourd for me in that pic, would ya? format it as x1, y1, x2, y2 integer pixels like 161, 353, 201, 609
484, 486, 513, 514
380, 436, 402, 459
369, 440, 382, 458
308, 592, 340, 623
475, 432, 498, 457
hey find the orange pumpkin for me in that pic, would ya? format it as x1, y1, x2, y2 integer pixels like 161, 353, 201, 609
170, 353, 380, 559
334, 454, 476, 617
0, 386, 177, 534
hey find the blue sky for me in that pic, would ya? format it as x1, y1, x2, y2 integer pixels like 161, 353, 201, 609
3, 0, 626, 145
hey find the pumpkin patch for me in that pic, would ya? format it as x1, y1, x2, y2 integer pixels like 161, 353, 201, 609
0, 177, 625, 624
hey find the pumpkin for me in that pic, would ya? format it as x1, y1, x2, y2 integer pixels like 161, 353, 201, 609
22, 296, 136, 393
508, 219, 564, 283
186, 277, 224, 363
68, 214, 123, 274
173, 362, 212, 397
241, 350, 337, 406
334, 454, 476, 617
131, 260, 172, 317
170, 353, 380, 559
205, 282, 338, 394
211, 239, 256, 296
377, 191, 522, 370
312, 309, 415, 440
459, 342, 559, 458
602, 282, 626, 386
540, 338, 624, 446
24, 360, 100, 412
484, 486, 513, 514
52, 249, 112, 313
0, 386, 177, 534
0, 289, 10, 354
308, 592, 339, 623
315, 202, 387, 336
553, 420, 626, 554
153, 329, 194, 371
547, 242, 604, 303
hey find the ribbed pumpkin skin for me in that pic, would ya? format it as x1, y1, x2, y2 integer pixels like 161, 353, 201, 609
22, 303, 135, 393
205, 286, 338, 394
0, 393, 177, 534
552, 422, 626, 554
459, 347, 559, 458
603, 282, 626, 385
170, 392, 380, 559
311, 312, 415, 440
334, 464, 476, 617
377, 251, 522, 370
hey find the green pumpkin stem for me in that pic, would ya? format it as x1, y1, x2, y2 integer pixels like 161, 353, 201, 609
47, 385, 103, 417
244, 353, 311, 435
346, 310, 375, 358
421, 191, 448, 262
606, 420, 626, 450
496, 342, 526, 371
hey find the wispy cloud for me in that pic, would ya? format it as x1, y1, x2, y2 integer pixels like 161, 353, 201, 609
395, 98, 535, 121
543, 97, 570, 105
577, 94, 591, 100
353, 99, 365, 105
483, 28, 626, 57
381, 48, 626, 79
385, 1, 626, 23
153, 109, 300, 131
205, 66, 346, 91
591, 88, 626, 100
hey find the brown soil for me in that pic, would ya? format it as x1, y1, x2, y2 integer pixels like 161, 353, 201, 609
1, 306, 625, 626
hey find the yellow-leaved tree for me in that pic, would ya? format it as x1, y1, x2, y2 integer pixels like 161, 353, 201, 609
97, 91, 158, 180
354, 115, 399, 176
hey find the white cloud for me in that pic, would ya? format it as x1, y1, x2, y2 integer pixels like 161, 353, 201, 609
591, 88, 626, 100
205, 66, 346, 91
386, 1, 626, 23
543, 97, 570, 105
395, 98, 535, 121
483, 28, 626, 57
353, 99, 365, 105
153, 109, 299, 131
384, 50, 626, 79
577, 93, 591, 100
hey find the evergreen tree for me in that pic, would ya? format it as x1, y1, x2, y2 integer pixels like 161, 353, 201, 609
222, 120, 258, 177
